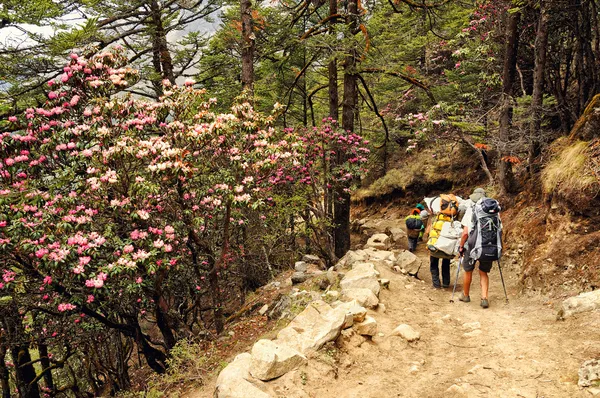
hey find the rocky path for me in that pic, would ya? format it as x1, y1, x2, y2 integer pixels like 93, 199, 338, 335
197, 219, 600, 398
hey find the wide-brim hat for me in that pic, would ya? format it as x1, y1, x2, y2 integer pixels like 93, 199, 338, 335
469, 187, 486, 202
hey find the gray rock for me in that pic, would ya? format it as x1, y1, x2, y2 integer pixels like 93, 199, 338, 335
249, 339, 307, 381
395, 250, 419, 273
302, 254, 321, 264
379, 279, 390, 289
215, 353, 271, 398
365, 233, 391, 250
291, 272, 310, 284
276, 300, 346, 355
332, 299, 368, 323
391, 324, 420, 342
557, 290, 600, 320
339, 263, 381, 295
385, 226, 406, 243
268, 294, 291, 320
341, 288, 379, 308
258, 304, 269, 316
579, 359, 600, 388
294, 261, 308, 272
355, 315, 377, 336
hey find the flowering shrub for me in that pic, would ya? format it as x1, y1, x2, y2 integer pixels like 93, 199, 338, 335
0, 48, 368, 387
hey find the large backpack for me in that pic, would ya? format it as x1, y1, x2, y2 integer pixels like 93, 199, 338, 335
439, 194, 459, 217
405, 215, 423, 231
427, 213, 462, 259
467, 198, 503, 262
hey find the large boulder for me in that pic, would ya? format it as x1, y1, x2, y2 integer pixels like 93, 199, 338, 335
335, 250, 369, 270
276, 300, 346, 355
331, 299, 368, 323
362, 248, 396, 264
249, 339, 307, 381
579, 359, 600, 388
341, 288, 379, 308
360, 219, 398, 236
385, 226, 407, 243
339, 263, 380, 295
395, 250, 419, 272
365, 233, 391, 250
215, 353, 271, 398
557, 289, 600, 320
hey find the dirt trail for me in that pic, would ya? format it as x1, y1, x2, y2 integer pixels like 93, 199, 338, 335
291, 242, 600, 398
193, 223, 600, 398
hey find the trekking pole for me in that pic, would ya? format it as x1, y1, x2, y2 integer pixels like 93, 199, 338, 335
449, 255, 463, 303
497, 259, 509, 304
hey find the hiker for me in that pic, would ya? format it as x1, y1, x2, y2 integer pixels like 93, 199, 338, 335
405, 205, 425, 252
457, 188, 502, 308
424, 194, 461, 289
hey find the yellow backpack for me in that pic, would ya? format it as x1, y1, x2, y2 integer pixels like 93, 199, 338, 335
427, 213, 456, 259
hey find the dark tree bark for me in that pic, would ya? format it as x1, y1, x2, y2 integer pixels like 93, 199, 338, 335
497, 10, 521, 196
38, 344, 55, 395
528, 2, 549, 175
0, 344, 10, 398
334, 0, 359, 259
241, 0, 255, 94
149, 0, 175, 93
328, 0, 339, 121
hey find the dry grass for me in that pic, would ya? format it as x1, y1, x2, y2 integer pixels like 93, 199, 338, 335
353, 169, 411, 201
542, 139, 599, 211
542, 138, 597, 194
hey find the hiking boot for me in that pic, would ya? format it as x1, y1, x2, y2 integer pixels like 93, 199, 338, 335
458, 292, 470, 303
442, 284, 450, 289
481, 298, 489, 309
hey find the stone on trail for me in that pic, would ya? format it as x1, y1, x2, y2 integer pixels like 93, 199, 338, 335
365, 233, 391, 250
362, 248, 396, 263
395, 250, 419, 272
579, 359, 600, 388
355, 315, 377, 336
249, 339, 307, 381
294, 261, 308, 272
331, 299, 368, 323
385, 226, 406, 243
324, 290, 339, 300
462, 322, 481, 330
336, 250, 369, 270
339, 263, 381, 295
341, 288, 379, 308
391, 324, 420, 342
276, 300, 346, 355
463, 329, 482, 338
302, 254, 321, 264
360, 219, 398, 236
445, 384, 469, 396
258, 304, 269, 316
379, 278, 390, 289
557, 289, 600, 320
215, 353, 271, 398
291, 272, 310, 285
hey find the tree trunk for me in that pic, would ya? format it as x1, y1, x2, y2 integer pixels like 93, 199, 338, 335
0, 344, 11, 398
149, 0, 175, 84
497, 10, 521, 196
11, 345, 40, 398
240, 0, 255, 94
38, 344, 55, 395
328, 0, 339, 121
334, 0, 359, 259
528, 2, 549, 176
